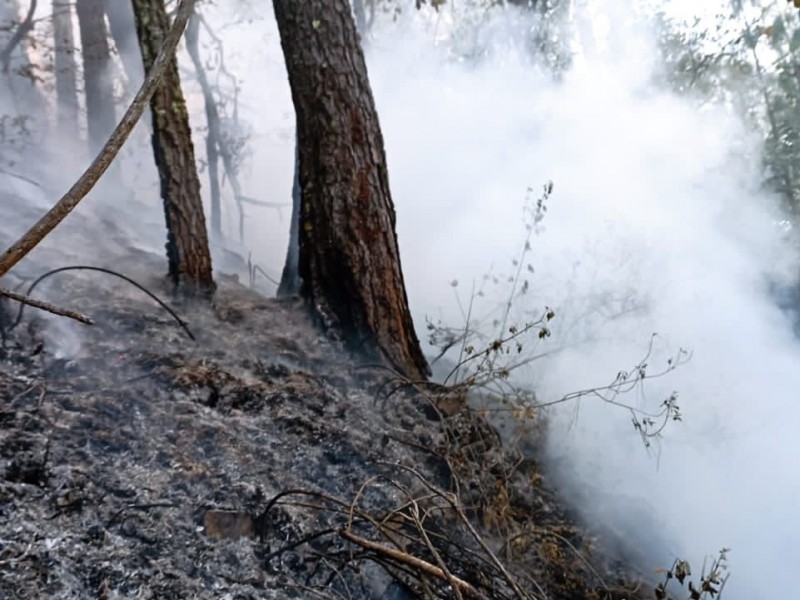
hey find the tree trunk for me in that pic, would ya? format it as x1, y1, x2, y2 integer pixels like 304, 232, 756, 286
272, 0, 429, 380
52, 0, 79, 142
75, 0, 116, 155
277, 136, 301, 297
104, 0, 143, 99
185, 9, 221, 240
0, 0, 37, 73
0, 0, 46, 122
131, 0, 214, 295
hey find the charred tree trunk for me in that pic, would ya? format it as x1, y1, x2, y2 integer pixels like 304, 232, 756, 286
277, 137, 301, 297
76, 0, 116, 155
272, 0, 429, 380
52, 0, 79, 142
132, 0, 214, 295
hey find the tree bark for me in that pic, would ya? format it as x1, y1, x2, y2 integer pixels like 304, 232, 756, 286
132, 0, 214, 295
272, 0, 429, 380
52, 0, 79, 142
75, 0, 117, 155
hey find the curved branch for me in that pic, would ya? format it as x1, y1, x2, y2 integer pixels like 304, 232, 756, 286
0, 0, 196, 279
10, 265, 195, 340
0, 0, 37, 73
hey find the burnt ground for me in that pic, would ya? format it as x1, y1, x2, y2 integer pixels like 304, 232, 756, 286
0, 257, 651, 600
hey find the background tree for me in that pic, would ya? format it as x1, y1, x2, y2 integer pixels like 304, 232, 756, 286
76, 0, 116, 155
365, 0, 572, 74
272, 0, 429, 380
52, 0, 79, 142
0, 0, 37, 73
185, 9, 222, 240
650, 0, 800, 320
184, 8, 252, 244
654, 3, 800, 230
104, 0, 142, 100
132, 0, 214, 295
0, 0, 44, 169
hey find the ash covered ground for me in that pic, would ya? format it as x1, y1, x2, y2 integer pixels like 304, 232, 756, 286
0, 245, 649, 599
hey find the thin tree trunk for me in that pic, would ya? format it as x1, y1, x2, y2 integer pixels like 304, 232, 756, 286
185, 9, 221, 240
52, 0, 79, 142
75, 0, 116, 155
103, 0, 142, 95
272, 0, 429, 380
191, 12, 247, 243
0, 0, 46, 118
132, 0, 214, 295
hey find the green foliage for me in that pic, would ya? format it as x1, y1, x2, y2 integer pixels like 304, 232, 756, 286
366, 0, 573, 74
652, 1, 800, 218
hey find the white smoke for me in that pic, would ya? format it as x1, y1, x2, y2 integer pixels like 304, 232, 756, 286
187, 2, 800, 596
6, 1, 798, 597
365, 3, 800, 599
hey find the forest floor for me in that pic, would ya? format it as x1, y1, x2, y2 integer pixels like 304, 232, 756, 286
0, 250, 652, 599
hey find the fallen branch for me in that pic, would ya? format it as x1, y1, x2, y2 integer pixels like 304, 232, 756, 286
0, 0, 196, 279
0, 287, 92, 325
0, 167, 41, 188
386, 462, 540, 600
339, 528, 481, 598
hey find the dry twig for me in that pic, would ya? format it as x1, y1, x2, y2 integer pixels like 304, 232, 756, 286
339, 529, 481, 598
0, 287, 92, 325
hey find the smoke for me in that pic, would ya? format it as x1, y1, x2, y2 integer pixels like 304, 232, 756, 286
4, 1, 798, 597
362, 3, 799, 599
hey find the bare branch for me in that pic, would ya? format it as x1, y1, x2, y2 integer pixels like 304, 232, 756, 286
0, 0, 197, 279
339, 529, 481, 598
0, 167, 41, 188
237, 195, 287, 209
0, 287, 93, 325
0, 0, 38, 73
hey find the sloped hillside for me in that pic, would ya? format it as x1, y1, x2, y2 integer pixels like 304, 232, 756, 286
0, 254, 646, 599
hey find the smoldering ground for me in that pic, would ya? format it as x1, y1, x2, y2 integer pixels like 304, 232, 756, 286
4, 1, 800, 599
